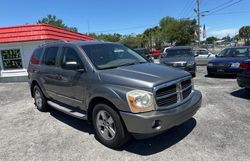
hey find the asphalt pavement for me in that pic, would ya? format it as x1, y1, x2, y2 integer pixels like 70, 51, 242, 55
0, 66, 249, 161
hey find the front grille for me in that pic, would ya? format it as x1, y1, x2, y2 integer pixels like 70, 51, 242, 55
155, 78, 192, 107
155, 84, 176, 97
156, 94, 178, 106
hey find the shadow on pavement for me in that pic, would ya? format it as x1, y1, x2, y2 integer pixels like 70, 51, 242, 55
120, 118, 197, 155
231, 88, 250, 100
50, 108, 94, 134
205, 74, 236, 79
50, 108, 197, 154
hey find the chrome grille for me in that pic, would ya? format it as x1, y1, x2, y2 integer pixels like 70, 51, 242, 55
155, 78, 192, 108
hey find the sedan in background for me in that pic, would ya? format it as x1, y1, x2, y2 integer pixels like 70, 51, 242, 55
133, 48, 153, 62
237, 59, 250, 91
207, 47, 250, 76
193, 48, 216, 65
160, 46, 196, 77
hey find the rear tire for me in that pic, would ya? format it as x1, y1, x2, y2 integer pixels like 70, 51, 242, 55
92, 103, 130, 148
33, 86, 49, 112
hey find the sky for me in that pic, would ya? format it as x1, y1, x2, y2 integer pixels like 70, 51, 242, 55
0, 0, 249, 38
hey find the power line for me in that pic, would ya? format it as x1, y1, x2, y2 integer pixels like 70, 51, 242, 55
179, 0, 194, 18
206, 0, 235, 12
205, 0, 243, 16
202, 10, 250, 17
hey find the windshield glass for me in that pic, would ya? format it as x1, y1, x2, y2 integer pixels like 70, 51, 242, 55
81, 44, 147, 70
166, 49, 193, 58
218, 48, 249, 57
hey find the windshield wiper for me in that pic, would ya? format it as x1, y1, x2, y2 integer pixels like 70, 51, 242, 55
118, 61, 146, 67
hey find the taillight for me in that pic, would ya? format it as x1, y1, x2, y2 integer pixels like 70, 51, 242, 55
239, 63, 250, 70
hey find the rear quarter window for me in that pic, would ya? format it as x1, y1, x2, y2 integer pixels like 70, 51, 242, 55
42, 47, 59, 66
30, 48, 43, 65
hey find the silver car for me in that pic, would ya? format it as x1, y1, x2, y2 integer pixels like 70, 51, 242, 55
194, 48, 216, 65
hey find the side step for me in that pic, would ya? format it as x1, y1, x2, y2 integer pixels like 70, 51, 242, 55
47, 101, 87, 120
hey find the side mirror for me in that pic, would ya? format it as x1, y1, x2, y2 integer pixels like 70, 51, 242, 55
63, 61, 85, 72
194, 54, 199, 57
215, 55, 218, 58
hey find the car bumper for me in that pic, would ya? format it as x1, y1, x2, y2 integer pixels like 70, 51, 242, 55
207, 67, 239, 75
120, 90, 202, 137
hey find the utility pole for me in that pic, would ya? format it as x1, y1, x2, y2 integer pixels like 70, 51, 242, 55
197, 0, 201, 46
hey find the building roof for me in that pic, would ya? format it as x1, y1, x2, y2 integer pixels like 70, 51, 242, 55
0, 24, 96, 43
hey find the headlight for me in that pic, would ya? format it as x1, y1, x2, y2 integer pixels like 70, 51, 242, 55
230, 62, 240, 68
126, 90, 155, 113
207, 63, 213, 67
187, 61, 195, 66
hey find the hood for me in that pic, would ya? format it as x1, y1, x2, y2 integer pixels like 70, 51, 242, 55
209, 57, 249, 64
160, 57, 194, 64
98, 63, 190, 90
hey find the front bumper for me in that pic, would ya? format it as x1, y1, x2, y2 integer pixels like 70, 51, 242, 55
120, 90, 202, 136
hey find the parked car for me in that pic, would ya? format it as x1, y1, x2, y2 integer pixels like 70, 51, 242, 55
237, 59, 250, 91
207, 47, 250, 76
193, 48, 216, 65
161, 45, 175, 54
28, 41, 202, 148
160, 46, 197, 77
133, 48, 153, 62
150, 49, 161, 58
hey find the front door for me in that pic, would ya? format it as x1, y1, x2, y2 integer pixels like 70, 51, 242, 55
53, 46, 87, 109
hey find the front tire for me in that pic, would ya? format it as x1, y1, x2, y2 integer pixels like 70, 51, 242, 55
33, 86, 49, 112
92, 104, 130, 148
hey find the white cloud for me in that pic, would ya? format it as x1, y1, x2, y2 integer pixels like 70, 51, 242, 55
207, 28, 239, 38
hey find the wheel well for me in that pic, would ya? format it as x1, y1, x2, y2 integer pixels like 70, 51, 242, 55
30, 80, 39, 97
87, 97, 119, 123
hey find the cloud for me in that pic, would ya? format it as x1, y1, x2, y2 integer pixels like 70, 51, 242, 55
207, 28, 239, 38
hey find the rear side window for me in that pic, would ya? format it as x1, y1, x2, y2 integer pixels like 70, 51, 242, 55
30, 48, 43, 65
42, 47, 59, 66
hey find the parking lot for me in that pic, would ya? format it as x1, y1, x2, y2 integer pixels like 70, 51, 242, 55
0, 66, 249, 161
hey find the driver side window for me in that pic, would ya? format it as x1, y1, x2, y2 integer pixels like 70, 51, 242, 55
61, 47, 84, 70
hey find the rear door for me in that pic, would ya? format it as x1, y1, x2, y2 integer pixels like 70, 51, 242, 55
53, 46, 87, 109
39, 46, 60, 99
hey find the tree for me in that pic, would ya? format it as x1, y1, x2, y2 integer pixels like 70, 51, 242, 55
159, 17, 197, 45
222, 35, 231, 42
88, 33, 122, 42
120, 34, 143, 48
239, 26, 250, 45
206, 36, 219, 44
37, 14, 78, 32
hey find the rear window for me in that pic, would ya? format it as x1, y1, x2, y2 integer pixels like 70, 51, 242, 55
42, 47, 59, 66
218, 48, 250, 57
166, 49, 193, 58
30, 48, 43, 65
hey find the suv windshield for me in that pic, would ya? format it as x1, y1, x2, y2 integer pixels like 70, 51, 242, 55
166, 49, 193, 58
217, 48, 250, 57
81, 44, 147, 70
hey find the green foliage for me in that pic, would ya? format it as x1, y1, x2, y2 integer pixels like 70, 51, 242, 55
222, 35, 231, 41
159, 17, 197, 45
37, 14, 78, 32
239, 26, 250, 45
206, 36, 219, 44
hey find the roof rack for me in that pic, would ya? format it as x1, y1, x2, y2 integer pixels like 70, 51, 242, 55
39, 40, 68, 47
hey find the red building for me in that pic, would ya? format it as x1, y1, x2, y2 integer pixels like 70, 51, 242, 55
0, 24, 95, 82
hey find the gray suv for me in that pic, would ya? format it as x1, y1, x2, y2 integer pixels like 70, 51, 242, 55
28, 41, 202, 148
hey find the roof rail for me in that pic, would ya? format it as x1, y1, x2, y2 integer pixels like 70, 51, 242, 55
39, 40, 68, 47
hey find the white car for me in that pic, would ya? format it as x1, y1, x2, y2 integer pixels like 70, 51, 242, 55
193, 48, 216, 65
